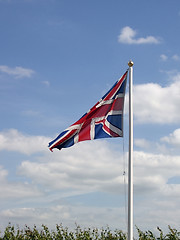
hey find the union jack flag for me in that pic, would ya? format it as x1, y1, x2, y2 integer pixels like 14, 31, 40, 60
49, 70, 128, 151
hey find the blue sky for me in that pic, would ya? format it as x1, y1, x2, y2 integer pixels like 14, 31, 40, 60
0, 0, 180, 236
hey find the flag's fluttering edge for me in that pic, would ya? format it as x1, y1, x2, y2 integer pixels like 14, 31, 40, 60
49, 71, 128, 151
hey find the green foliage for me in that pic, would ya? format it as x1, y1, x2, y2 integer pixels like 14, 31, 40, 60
136, 226, 180, 240
0, 223, 180, 240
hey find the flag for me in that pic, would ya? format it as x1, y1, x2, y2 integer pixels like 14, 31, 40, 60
49, 70, 128, 151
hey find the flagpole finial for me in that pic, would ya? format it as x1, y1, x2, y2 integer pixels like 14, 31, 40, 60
128, 60, 134, 67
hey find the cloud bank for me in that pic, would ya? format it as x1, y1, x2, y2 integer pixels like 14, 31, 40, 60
161, 128, 180, 147
129, 72, 180, 124
1, 138, 180, 232
0, 129, 50, 155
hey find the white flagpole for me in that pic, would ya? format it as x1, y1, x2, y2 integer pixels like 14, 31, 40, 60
128, 60, 134, 240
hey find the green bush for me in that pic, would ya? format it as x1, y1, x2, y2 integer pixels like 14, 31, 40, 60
0, 223, 180, 240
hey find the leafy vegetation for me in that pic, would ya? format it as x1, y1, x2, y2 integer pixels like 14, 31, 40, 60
0, 224, 180, 239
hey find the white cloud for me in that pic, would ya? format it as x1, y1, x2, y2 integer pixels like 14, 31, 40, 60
5, 145, 180, 233
0, 131, 180, 232
41, 80, 50, 86
0, 129, 51, 155
134, 138, 150, 149
134, 151, 180, 181
0, 204, 128, 233
160, 54, 168, 61
160, 54, 180, 62
118, 26, 160, 44
172, 54, 180, 61
5, 128, 178, 196
0, 165, 42, 199
129, 73, 180, 124
0, 65, 35, 78
17, 139, 180, 196
161, 128, 180, 146
1, 195, 180, 236
18, 141, 126, 193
